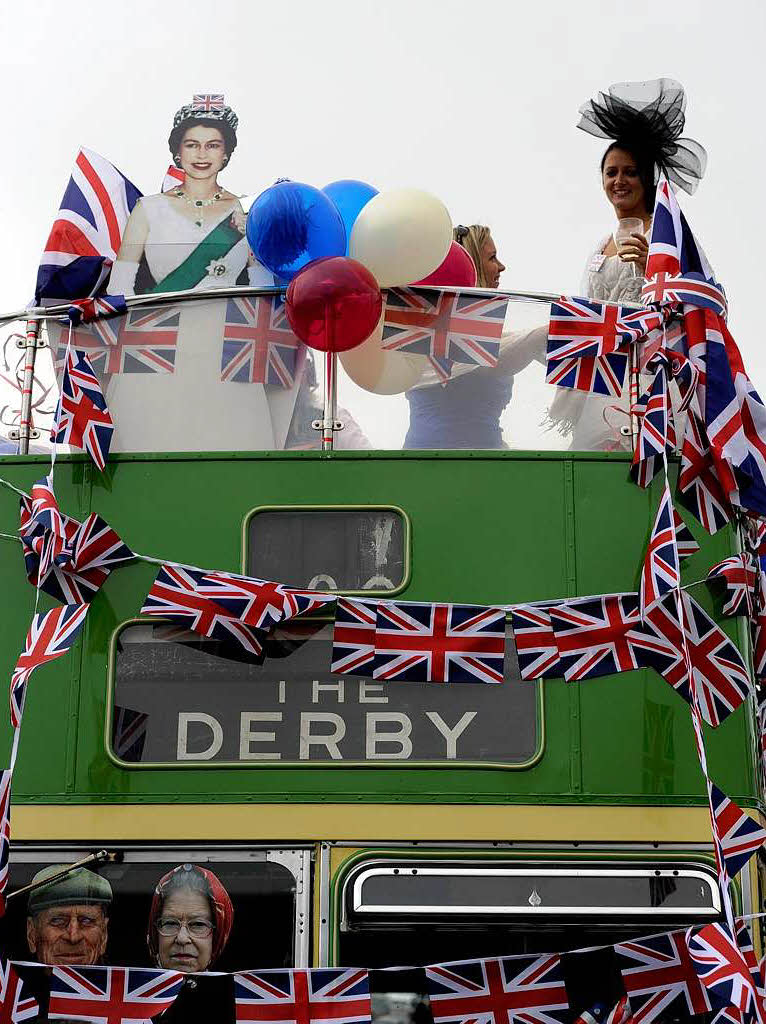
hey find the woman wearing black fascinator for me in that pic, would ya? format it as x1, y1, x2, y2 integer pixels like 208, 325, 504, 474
548, 78, 707, 450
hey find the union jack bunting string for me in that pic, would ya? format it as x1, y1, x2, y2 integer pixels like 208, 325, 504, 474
373, 601, 506, 684
640, 483, 681, 618
35, 147, 141, 303
9, 604, 89, 728
710, 783, 766, 881
233, 967, 371, 1024
547, 297, 665, 360
382, 288, 508, 382
630, 354, 676, 490
66, 294, 128, 327
140, 565, 266, 657
545, 349, 628, 398
48, 964, 184, 1022
198, 570, 335, 630
687, 922, 756, 1016
548, 593, 647, 683
331, 597, 378, 677
23, 477, 69, 582
707, 554, 759, 618
220, 295, 301, 387
51, 348, 114, 471
69, 305, 181, 376
425, 953, 570, 1024
0, 959, 38, 1022
192, 93, 225, 111
613, 929, 711, 1024
509, 602, 560, 681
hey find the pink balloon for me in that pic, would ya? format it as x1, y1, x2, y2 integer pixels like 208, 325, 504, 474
413, 241, 477, 287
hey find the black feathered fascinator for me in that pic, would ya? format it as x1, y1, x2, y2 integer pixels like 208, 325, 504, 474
578, 78, 707, 194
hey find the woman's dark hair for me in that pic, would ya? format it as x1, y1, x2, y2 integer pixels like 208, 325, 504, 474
600, 140, 656, 213
169, 117, 237, 159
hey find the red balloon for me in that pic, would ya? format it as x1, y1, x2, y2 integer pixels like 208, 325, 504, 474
412, 241, 477, 287
286, 257, 383, 353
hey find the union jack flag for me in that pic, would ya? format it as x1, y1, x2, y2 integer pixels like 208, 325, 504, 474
425, 953, 569, 1024
547, 297, 664, 360
0, 959, 38, 1022
640, 483, 681, 617
10, 604, 89, 727
545, 350, 627, 398
70, 305, 180, 375
614, 929, 710, 1024
678, 408, 733, 535
35, 147, 142, 303
642, 176, 726, 315
25, 475, 68, 578
51, 349, 114, 471
509, 602, 561, 680
199, 570, 334, 630
642, 592, 751, 727
0, 772, 11, 913
19, 493, 81, 600
548, 593, 644, 681
688, 922, 756, 1015
707, 554, 758, 617
382, 288, 508, 382
753, 573, 766, 683
734, 921, 766, 1024
220, 296, 301, 387
192, 93, 226, 111
331, 597, 378, 677
67, 295, 128, 327
710, 783, 766, 879
234, 967, 371, 1024
373, 601, 506, 684
49, 964, 184, 1023
65, 513, 135, 577
140, 565, 265, 657
631, 351, 680, 488
161, 165, 185, 193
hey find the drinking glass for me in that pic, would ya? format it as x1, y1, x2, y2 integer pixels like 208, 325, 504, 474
614, 217, 644, 277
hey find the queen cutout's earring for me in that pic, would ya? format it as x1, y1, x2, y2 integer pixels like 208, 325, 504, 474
173, 155, 182, 168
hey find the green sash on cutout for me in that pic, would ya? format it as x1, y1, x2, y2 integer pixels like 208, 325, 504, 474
149, 216, 244, 294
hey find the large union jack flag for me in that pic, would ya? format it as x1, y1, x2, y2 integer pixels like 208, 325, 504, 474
614, 929, 710, 1024
220, 295, 301, 387
710, 783, 766, 879
640, 483, 681, 617
10, 604, 89, 727
509, 602, 561, 680
548, 593, 644, 681
688, 922, 756, 1016
140, 565, 265, 657
51, 348, 114, 471
426, 953, 569, 1024
234, 967, 371, 1024
331, 597, 378, 677
0, 959, 38, 1023
707, 554, 759, 618
642, 592, 751, 727
49, 965, 184, 1023
545, 350, 627, 398
373, 601, 506, 684
382, 288, 508, 382
35, 147, 142, 302
547, 297, 664, 359
70, 305, 180, 375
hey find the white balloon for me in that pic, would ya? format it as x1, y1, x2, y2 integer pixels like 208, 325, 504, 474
349, 188, 452, 288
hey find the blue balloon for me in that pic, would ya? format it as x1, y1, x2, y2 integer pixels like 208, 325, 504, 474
246, 181, 346, 281
322, 179, 378, 253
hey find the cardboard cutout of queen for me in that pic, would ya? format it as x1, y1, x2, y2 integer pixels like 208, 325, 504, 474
104, 97, 301, 452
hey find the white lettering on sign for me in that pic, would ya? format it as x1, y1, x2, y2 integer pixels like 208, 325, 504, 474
177, 712, 223, 760
426, 711, 477, 759
299, 713, 346, 759
239, 712, 283, 760
358, 681, 388, 704
366, 713, 413, 760
312, 679, 345, 703
277, 680, 286, 705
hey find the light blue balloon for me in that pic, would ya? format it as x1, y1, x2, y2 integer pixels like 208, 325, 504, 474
246, 181, 346, 281
322, 179, 378, 254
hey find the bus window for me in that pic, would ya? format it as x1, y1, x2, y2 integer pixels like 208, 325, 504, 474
246, 507, 408, 592
2, 847, 307, 971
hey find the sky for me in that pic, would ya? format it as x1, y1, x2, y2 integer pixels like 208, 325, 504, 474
0, 0, 764, 448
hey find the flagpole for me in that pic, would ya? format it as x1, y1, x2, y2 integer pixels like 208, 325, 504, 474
16, 319, 41, 455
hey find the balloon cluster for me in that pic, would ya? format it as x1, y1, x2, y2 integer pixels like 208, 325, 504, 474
246, 179, 463, 353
